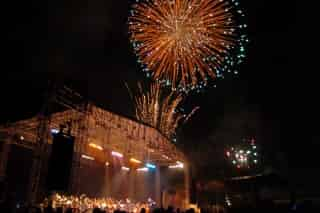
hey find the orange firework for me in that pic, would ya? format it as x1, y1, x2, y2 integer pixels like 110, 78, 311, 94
129, 0, 247, 90
130, 82, 199, 140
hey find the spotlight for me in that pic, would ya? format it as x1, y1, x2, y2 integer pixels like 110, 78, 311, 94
176, 161, 183, 165
146, 163, 156, 169
51, 129, 59, 134
111, 151, 123, 158
81, 154, 95, 161
169, 163, 184, 169
162, 155, 170, 160
137, 167, 149, 172
130, 158, 141, 164
89, 143, 103, 151
121, 166, 130, 171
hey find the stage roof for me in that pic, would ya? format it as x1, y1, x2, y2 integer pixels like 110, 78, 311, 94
0, 103, 186, 166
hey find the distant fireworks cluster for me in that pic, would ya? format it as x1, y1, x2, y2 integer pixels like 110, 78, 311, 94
225, 138, 259, 169
131, 82, 199, 140
129, 0, 248, 91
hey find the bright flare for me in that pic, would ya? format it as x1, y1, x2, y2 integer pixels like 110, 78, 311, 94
88, 143, 103, 151
137, 167, 149, 172
130, 158, 142, 164
129, 0, 248, 90
121, 166, 130, 171
111, 151, 123, 158
81, 154, 95, 161
146, 163, 156, 169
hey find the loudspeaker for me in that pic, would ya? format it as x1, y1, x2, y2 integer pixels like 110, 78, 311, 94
47, 133, 75, 192
5, 144, 33, 202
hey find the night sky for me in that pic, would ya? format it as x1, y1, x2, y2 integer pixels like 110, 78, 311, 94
2, 1, 315, 180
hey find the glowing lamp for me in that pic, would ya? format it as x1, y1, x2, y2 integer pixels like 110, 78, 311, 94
169, 163, 184, 169
121, 166, 130, 171
146, 163, 156, 169
51, 129, 59, 134
81, 154, 94, 161
111, 151, 123, 158
137, 167, 149, 172
130, 158, 142, 164
89, 143, 103, 151
162, 155, 170, 160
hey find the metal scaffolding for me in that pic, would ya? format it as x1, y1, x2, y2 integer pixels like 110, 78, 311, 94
0, 98, 186, 203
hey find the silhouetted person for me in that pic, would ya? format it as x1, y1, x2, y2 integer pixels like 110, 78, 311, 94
0, 192, 15, 213
56, 207, 63, 213
93, 207, 101, 213
299, 199, 314, 213
141, 208, 146, 213
44, 205, 54, 213
65, 208, 73, 213
153, 208, 162, 213
35, 207, 42, 213
167, 206, 174, 213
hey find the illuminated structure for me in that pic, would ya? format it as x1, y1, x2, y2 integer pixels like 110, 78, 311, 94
129, 0, 248, 91
0, 103, 189, 208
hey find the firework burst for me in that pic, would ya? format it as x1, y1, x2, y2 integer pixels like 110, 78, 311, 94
129, 82, 199, 140
129, 0, 248, 91
225, 138, 259, 169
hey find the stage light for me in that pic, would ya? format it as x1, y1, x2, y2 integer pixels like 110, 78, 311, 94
130, 158, 142, 164
146, 163, 156, 169
137, 167, 149, 172
105, 162, 110, 166
121, 166, 130, 171
169, 163, 183, 169
51, 129, 59, 134
162, 155, 170, 160
89, 143, 103, 151
176, 161, 183, 165
20, 136, 24, 140
81, 154, 95, 161
111, 151, 123, 158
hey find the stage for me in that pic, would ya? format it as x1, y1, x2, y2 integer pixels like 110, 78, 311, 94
0, 103, 190, 209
